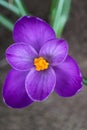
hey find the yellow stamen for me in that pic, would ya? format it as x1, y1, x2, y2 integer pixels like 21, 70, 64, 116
34, 57, 49, 71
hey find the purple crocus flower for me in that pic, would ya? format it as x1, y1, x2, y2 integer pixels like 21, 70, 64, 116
3, 16, 82, 109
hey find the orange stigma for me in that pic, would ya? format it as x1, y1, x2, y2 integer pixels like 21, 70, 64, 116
34, 57, 49, 71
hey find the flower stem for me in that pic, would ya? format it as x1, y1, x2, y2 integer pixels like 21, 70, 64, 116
0, 0, 20, 15
0, 14, 13, 31
83, 77, 87, 85
14, 0, 28, 16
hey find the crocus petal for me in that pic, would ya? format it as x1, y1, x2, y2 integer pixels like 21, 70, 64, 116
25, 67, 56, 101
54, 56, 83, 97
6, 43, 38, 71
39, 39, 68, 65
3, 69, 33, 108
13, 16, 56, 52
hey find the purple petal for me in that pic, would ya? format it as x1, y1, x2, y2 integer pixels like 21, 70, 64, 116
6, 43, 38, 71
3, 69, 33, 108
39, 39, 68, 65
54, 56, 83, 97
25, 67, 56, 101
13, 16, 56, 52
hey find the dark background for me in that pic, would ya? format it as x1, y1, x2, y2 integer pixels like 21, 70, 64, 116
0, 0, 87, 130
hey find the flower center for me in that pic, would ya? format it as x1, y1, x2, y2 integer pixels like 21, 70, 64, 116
34, 57, 49, 71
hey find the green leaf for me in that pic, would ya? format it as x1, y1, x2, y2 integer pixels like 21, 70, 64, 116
0, 0, 20, 15
14, 0, 28, 16
0, 14, 13, 31
50, 0, 58, 25
83, 77, 87, 85
50, 0, 71, 37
